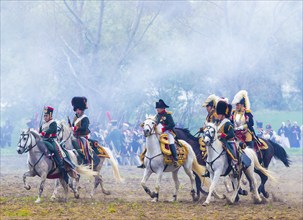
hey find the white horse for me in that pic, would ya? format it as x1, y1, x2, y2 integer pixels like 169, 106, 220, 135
17, 129, 97, 203
52, 120, 123, 199
202, 123, 275, 206
141, 116, 207, 202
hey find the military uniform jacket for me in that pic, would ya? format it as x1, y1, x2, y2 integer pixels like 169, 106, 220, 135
39, 119, 57, 139
156, 111, 175, 132
231, 109, 254, 133
72, 114, 90, 137
217, 118, 235, 141
206, 109, 218, 124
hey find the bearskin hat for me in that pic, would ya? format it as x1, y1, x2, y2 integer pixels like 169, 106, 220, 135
216, 100, 232, 117
155, 99, 169, 108
232, 90, 250, 110
71, 97, 88, 111
44, 106, 54, 117
202, 94, 220, 108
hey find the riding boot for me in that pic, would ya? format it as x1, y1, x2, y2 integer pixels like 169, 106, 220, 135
169, 144, 179, 166
53, 150, 69, 184
246, 141, 254, 149
222, 140, 238, 163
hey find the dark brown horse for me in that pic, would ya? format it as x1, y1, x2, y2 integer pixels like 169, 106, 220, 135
175, 127, 291, 198
174, 128, 208, 200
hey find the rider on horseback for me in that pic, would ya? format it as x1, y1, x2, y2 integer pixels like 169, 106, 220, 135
71, 97, 91, 165
137, 99, 179, 168
216, 99, 239, 178
200, 95, 220, 177
231, 90, 256, 149
39, 106, 68, 183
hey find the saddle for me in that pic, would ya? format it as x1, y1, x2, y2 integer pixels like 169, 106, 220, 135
89, 139, 110, 158
235, 130, 268, 151
159, 134, 188, 166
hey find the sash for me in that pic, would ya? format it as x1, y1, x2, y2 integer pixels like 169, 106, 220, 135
74, 114, 88, 127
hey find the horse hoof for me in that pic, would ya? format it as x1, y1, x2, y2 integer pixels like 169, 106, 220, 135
50, 195, 56, 201
74, 194, 80, 199
151, 198, 158, 202
239, 189, 248, 196
35, 198, 41, 204
263, 192, 269, 198
102, 190, 111, 195
24, 185, 31, 190
193, 195, 200, 202
202, 202, 209, 206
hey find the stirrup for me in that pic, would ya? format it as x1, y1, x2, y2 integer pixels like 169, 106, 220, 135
202, 171, 210, 178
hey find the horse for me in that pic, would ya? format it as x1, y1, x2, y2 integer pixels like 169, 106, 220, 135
235, 131, 291, 198
55, 120, 123, 198
140, 115, 207, 202
174, 127, 236, 199
202, 123, 275, 206
16, 129, 97, 203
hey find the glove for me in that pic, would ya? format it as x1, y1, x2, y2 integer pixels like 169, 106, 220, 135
40, 131, 45, 137
161, 127, 166, 133
236, 125, 244, 130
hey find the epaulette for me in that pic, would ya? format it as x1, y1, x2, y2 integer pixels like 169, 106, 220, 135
245, 109, 251, 113
166, 111, 172, 114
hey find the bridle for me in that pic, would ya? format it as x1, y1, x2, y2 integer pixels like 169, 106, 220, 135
17, 131, 37, 153
204, 125, 220, 154
143, 119, 159, 137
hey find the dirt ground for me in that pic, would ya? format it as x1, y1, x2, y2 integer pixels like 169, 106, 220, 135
1, 153, 302, 220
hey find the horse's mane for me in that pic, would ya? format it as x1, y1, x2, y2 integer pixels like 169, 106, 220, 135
29, 129, 41, 140
174, 127, 199, 141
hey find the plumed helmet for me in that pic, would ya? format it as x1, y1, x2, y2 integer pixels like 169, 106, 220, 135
232, 90, 251, 110
216, 100, 232, 117
202, 94, 220, 108
44, 106, 54, 117
155, 99, 169, 109
71, 96, 88, 111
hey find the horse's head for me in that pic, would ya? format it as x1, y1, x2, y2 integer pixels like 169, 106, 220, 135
142, 115, 157, 137
57, 121, 65, 142
203, 123, 217, 146
17, 129, 33, 154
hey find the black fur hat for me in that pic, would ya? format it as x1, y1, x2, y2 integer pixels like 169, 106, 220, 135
71, 97, 88, 111
216, 100, 232, 117
155, 99, 169, 108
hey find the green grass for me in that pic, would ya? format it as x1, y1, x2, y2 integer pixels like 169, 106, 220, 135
253, 110, 302, 131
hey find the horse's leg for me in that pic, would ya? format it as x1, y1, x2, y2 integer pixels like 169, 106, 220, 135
59, 177, 68, 202
35, 174, 47, 203
203, 171, 221, 206
255, 169, 269, 198
171, 170, 180, 202
183, 167, 196, 202
193, 172, 202, 201
98, 174, 111, 195
246, 168, 262, 203
223, 176, 232, 193
151, 171, 163, 202
141, 168, 153, 199
225, 176, 241, 205
51, 179, 60, 201
23, 170, 35, 190
69, 176, 80, 199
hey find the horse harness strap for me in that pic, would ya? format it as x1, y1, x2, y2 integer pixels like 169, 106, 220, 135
206, 149, 226, 173
144, 153, 163, 173
28, 153, 57, 177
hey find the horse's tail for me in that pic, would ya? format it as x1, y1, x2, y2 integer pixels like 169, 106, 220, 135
247, 149, 276, 182
103, 147, 124, 183
66, 149, 98, 177
181, 140, 209, 188
268, 139, 291, 167
75, 165, 98, 177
